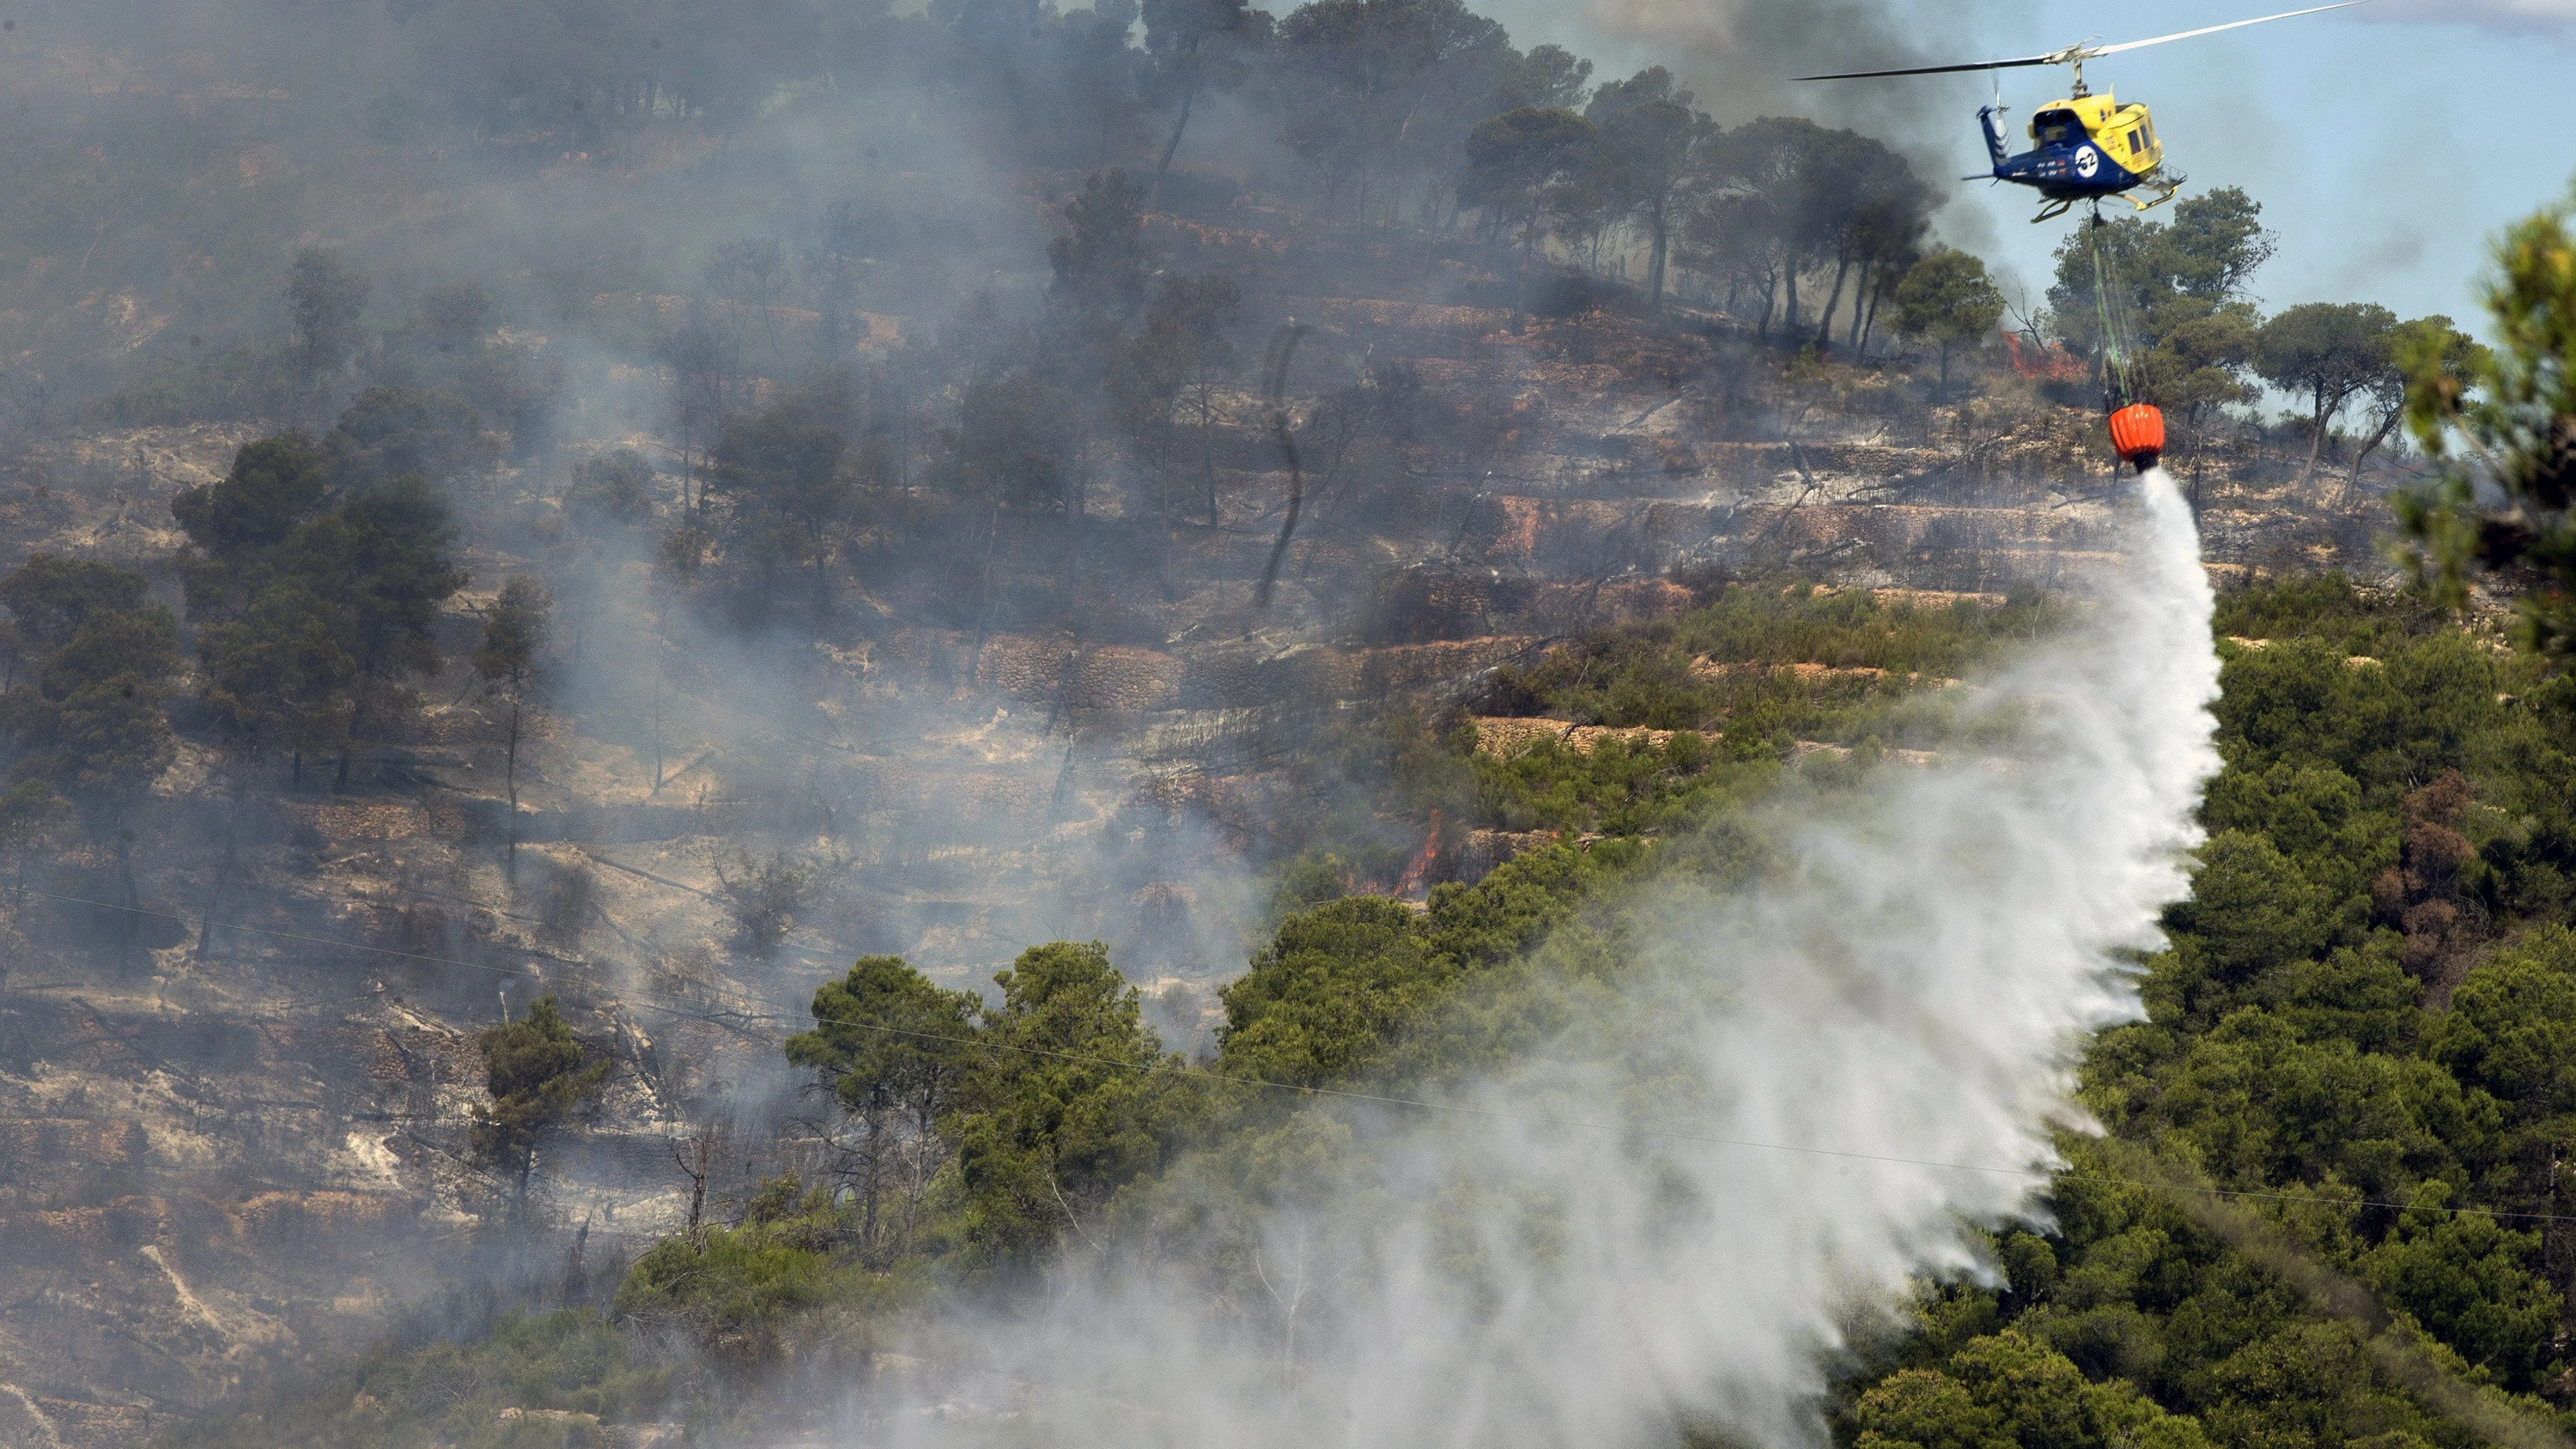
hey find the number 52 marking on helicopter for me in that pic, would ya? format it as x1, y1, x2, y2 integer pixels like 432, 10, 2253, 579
1797, 3, 2365, 223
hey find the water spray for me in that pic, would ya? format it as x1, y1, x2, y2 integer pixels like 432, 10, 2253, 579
862, 472, 2221, 1449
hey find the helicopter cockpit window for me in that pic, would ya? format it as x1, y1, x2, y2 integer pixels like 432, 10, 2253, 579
2032, 109, 2082, 145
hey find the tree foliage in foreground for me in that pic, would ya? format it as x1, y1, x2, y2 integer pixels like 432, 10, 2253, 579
2399, 182, 2576, 660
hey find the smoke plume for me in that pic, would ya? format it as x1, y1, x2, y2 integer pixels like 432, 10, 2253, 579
1477, 0, 2003, 135
835, 473, 2221, 1445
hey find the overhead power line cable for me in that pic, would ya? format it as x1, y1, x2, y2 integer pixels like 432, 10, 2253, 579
16, 887, 556, 979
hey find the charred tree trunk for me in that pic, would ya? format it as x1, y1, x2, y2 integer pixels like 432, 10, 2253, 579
197, 773, 249, 958
1255, 325, 1309, 612
1847, 259, 1871, 352
676, 1125, 714, 1238
2350, 408, 2406, 486
1814, 245, 1852, 353
902, 1100, 939, 1258
649, 652, 667, 795
1257, 424, 1304, 609
1149, 64, 1199, 210
504, 694, 524, 874
1513, 197, 1541, 330
1198, 384, 1221, 529
2300, 391, 2334, 486
1646, 198, 1670, 309
860, 1106, 887, 1261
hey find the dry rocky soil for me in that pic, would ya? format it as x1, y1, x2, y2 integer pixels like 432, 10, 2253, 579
0, 289, 2395, 1445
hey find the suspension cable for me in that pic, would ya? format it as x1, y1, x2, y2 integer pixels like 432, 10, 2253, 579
2087, 205, 2143, 409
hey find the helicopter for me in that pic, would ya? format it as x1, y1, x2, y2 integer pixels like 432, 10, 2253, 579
1797, 3, 2363, 224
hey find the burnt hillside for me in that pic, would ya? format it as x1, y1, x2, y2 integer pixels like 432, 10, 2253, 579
0, 4, 2424, 1442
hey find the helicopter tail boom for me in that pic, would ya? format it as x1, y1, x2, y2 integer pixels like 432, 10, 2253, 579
1977, 106, 2011, 168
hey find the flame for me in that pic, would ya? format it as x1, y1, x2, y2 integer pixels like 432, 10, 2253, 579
1394, 810, 1444, 900
2002, 330, 2089, 383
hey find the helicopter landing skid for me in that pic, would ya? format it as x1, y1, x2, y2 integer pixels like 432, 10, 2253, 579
2036, 180, 2181, 224
2119, 180, 2183, 213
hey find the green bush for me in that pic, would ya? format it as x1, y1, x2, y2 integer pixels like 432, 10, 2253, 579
159, 1311, 668, 1449
613, 1179, 889, 1368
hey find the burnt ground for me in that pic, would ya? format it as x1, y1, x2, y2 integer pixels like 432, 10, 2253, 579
0, 288, 2405, 1445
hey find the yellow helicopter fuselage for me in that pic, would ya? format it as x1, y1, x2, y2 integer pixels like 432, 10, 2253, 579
2029, 92, 2166, 179
1980, 88, 2178, 218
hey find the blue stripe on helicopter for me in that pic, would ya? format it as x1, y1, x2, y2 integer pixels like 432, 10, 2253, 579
1991, 142, 2143, 198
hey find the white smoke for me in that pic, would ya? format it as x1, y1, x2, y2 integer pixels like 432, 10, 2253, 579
860, 470, 2220, 1448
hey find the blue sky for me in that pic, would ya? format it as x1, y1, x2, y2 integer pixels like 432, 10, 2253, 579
1477, 0, 2574, 332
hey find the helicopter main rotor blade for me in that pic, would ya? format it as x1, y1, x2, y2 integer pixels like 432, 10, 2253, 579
1795, 1, 2366, 82
2085, 1, 2366, 59
1795, 54, 2059, 81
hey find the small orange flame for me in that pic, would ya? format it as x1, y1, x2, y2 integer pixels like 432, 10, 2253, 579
1394, 810, 1444, 900
2002, 331, 2088, 383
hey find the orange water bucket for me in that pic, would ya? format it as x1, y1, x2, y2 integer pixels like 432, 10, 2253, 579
2108, 403, 2165, 472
